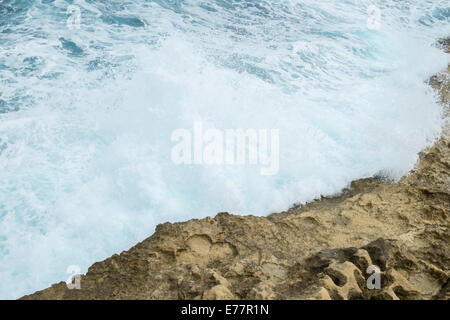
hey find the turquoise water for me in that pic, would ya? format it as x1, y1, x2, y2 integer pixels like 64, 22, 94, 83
0, 0, 448, 299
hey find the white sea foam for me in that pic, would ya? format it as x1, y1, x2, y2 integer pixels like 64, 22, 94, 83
0, 0, 448, 298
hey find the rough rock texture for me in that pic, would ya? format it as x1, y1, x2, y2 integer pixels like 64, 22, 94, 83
21, 41, 450, 300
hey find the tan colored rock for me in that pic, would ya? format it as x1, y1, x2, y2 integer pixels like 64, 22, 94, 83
202, 285, 235, 300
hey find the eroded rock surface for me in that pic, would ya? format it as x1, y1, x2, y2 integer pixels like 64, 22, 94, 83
21, 41, 450, 300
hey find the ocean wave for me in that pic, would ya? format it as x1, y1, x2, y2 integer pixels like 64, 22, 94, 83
0, 0, 448, 299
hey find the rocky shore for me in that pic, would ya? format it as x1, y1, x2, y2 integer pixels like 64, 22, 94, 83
21, 40, 449, 300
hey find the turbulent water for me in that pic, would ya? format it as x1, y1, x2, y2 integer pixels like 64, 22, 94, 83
0, 0, 448, 299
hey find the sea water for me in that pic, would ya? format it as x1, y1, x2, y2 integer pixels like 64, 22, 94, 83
0, 0, 448, 299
